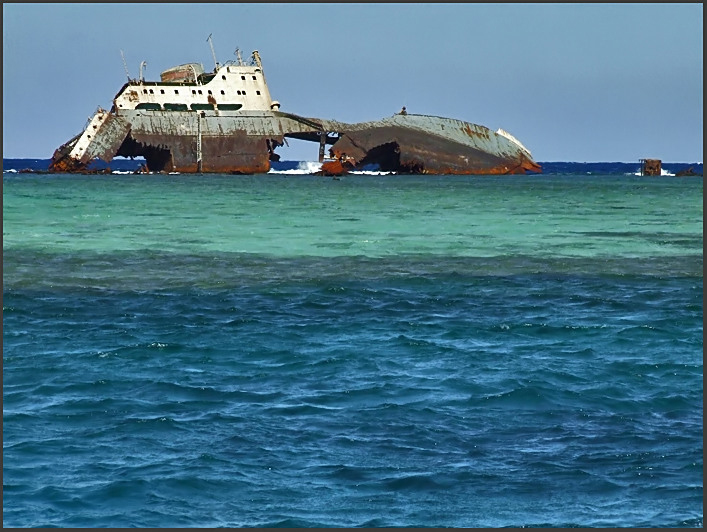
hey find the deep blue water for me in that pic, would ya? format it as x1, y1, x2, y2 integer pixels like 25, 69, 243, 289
2, 158, 704, 176
3, 163, 703, 527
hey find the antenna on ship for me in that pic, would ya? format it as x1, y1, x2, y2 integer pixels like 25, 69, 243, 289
120, 50, 131, 81
234, 47, 243, 66
206, 33, 219, 71
139, 61, 147, 83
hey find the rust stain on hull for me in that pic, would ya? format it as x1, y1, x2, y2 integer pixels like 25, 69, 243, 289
48, 137, 85, 172
318, 159, 353, 176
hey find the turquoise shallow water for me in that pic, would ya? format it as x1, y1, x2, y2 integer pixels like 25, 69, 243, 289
3, 174, 703, 259
3, 173, 703, 527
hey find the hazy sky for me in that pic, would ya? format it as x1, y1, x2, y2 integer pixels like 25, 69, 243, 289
3, 3, 703, 162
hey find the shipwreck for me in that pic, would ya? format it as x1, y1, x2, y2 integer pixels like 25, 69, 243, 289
49, 45, 541, 176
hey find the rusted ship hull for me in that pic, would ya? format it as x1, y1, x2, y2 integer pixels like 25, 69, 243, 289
49, 109, 540, 175
50, 109, 289, 174
323, 115, 541, 175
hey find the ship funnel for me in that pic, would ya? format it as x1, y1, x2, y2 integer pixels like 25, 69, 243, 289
252, 50, 263, 71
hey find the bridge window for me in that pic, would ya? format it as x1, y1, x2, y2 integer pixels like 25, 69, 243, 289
220, 90, 225, 95
160, 89, 165, 94
256, 90, 261, 95
222, 75, 226, 80
252, 75, 256, 80
241, 75, 246, 80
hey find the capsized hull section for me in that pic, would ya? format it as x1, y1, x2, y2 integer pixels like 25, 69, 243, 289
324, 114, 541, 175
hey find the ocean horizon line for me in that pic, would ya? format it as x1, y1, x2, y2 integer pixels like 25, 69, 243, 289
3, 157, 704, 164
3, 158, 703, 176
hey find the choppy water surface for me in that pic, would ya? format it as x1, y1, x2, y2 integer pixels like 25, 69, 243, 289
3, 173, 703, 527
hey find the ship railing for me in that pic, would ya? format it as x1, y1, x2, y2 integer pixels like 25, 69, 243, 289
83, 107, 108, 130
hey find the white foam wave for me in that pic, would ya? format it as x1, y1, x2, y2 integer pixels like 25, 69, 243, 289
268, 161, 393, 176
350, 170, 393, 176
269, 161, 323, 175
630, 168, 676, 176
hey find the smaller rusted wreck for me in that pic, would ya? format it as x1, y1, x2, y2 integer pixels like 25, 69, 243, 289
49, 45, 541, 176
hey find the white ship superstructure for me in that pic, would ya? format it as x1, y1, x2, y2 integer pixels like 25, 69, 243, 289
112, 51, 280, 114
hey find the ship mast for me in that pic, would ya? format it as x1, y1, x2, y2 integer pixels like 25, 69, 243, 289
120, 50, 131, 81
206, 33, 219, 71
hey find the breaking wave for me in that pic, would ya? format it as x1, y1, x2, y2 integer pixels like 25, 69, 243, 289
268, 161, 323, 175
629, 167, 676, 177
268, 160, 392, 176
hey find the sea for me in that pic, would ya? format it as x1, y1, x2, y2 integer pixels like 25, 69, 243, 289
3, 158, 703, 528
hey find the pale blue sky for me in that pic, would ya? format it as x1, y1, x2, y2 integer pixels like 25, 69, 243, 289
3, 3, 703, 162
